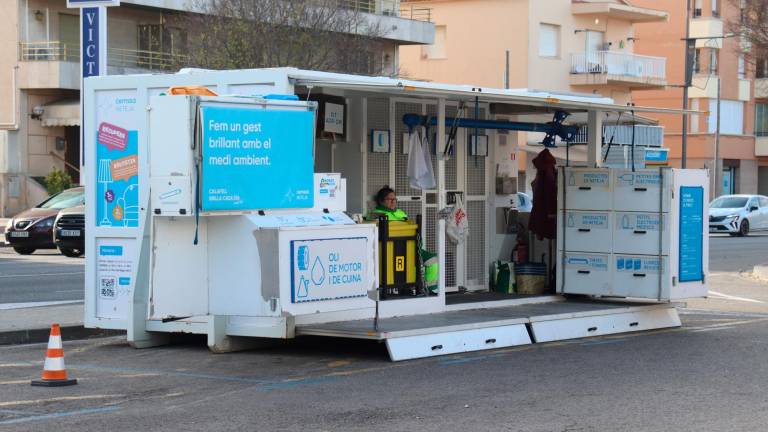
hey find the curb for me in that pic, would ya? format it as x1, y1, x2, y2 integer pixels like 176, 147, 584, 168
0, 325, 124, 346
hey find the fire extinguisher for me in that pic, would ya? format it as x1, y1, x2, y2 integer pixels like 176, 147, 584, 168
512, 224, 528, 263
513, 242, 528, 263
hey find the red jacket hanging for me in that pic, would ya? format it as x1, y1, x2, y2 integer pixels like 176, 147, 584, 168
529, 149, 557, 240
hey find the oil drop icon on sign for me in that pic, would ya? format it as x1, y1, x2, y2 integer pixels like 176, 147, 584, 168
311, 256, 326, 286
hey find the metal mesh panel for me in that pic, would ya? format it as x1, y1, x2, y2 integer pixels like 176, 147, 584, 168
446, 244, 457, 288
399, 200, 423, 221
466, 200, 487, 287
394, 102, 423, 196
366, 98, 390, 204
465, 107, 487, 196
444, 105, 459, 190
425, 207, 437, 251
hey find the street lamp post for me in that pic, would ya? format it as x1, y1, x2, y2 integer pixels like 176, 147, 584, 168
682, 0, 692, 168
714, 76, 721, 199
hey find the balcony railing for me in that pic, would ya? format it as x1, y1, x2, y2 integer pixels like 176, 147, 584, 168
338, 0, 432, 21
19, 41, 79, 62
20, 41, 188, 72
399, 4, 432, 22
570, 51, 666, 81
572, 125, 664, 147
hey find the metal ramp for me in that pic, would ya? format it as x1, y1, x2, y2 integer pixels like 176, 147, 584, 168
296, 300, 681, 361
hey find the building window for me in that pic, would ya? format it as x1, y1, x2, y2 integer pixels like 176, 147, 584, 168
539, 23, 560, 58
690, 99, 700, 133
422, 25, 447, 59
738, 54, 745, 79
708, 49, 718, 75
756, 103, 768, 136
693, 49, 701, 73
712, 0, 719, 17
694, 0, 702, 17
709, 99, 744, 134
758, 58, 768, 79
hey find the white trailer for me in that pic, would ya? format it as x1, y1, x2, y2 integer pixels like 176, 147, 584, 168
83, 68, 706, 361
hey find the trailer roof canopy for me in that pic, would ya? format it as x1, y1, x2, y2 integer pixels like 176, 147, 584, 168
283, 68, 695, 117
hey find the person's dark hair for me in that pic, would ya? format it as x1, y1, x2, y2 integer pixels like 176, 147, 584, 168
375, 186, 395, 207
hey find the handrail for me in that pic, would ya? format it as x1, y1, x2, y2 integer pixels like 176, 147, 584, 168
19, 41, 188, 71
570, 51, 666, 80
50, 151, 81, 174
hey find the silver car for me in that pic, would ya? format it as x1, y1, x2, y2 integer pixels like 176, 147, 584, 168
709, 194, 768, 237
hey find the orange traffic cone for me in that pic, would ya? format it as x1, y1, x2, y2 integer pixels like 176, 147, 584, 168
31, 324, 77, 387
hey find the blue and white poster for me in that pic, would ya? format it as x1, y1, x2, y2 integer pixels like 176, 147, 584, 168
201, 106, 315, 211
679, 186, 704, 282
290, 238, 369, 303
95, 90, 140, 228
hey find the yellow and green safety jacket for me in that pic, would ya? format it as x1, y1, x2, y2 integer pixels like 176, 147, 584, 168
367, 205, 408, 221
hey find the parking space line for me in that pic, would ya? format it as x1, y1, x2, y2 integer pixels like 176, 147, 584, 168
0, 406, 120, 425
0, 379, 33, 385
0, 395, 123, 408
0, 300, 83, 310
708, 291, 765, 304
0, 272, 84, 279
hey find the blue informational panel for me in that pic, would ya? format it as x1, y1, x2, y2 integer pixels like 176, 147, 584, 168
679, 186, 704, 282
200, 106, 315, 211
290, 238, 369, 303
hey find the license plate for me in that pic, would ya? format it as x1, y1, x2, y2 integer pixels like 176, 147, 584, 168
61, 230, 81, 237
9, 231, 29, 238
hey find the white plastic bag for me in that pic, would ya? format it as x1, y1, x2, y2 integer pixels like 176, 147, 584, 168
446, 194, 469, 244
407, 129, 436, 190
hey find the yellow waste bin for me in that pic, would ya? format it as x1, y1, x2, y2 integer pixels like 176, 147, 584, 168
366, 216, 421, 297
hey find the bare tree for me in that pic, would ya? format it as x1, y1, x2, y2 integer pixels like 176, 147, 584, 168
171, 0, 393, 75
727, 0, 768, 73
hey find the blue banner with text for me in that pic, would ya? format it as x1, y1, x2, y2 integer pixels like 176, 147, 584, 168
201, 105, 315, 211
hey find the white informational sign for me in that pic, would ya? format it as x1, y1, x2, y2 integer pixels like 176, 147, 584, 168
565, 253, 609, 272
371, 130, 390, 153
323, 102, 344, 134
616, 212, 664, 232
615, 170, 661, 189
566, 211, 610, 230
96, 238, 135, 319
314, 173, 344, 211
615, 255, 665, 274
68, 0, 120, 6
566, 170, 610, 189
290, 237, 369, 303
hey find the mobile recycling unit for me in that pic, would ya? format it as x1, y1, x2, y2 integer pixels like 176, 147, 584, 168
84, 68, 708, 361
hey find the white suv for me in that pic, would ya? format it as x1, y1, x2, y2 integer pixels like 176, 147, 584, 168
709, 194, 768, 237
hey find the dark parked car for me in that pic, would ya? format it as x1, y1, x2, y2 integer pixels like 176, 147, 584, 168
4, 187, 85, 255
54, 205, 85, 257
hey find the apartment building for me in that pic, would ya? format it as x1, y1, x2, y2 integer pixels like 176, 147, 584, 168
633, 0, 764, 196
399, 0, 669, 187
0, 0, 435, 217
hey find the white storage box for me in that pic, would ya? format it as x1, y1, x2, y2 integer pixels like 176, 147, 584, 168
612, 254, 669, 298
558, 167, 709, 301
558, 210, 613, 253
612, 212, 669, 255
559, 168, 612, 211
561, 252, 612, 296
613, 169, 671, 212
